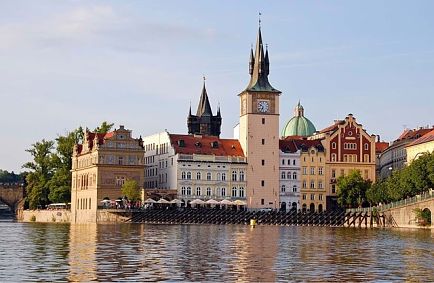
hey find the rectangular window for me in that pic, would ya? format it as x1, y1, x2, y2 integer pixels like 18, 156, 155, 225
332, 185, 336, 194
319, 194, 323, 201
310, 181, 315, 189
332, 169, 336, 178
310, 194, 315, 201
262, 139, 265, 145
302, 194, 306, 200
261, 199, 265, 205
261, 180, 265, 187
319, 181, 323, 189
310, 167, 315, 175
303, 167, 307, 175
262, 160, 265, 166
262, 118, 265, 124
318, 167, 323, 175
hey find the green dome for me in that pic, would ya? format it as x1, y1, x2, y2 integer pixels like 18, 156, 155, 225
281, 102, 316, 137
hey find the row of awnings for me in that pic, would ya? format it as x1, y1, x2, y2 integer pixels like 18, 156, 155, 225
144, 198, 246, 206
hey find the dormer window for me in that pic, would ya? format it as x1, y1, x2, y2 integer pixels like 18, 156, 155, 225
178, 140, 185, 147
211, 141, 219, 148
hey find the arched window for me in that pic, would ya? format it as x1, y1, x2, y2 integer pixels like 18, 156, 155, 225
232, 171, 237, 181
302, 181, 307, 188
207, 172, 212, 180
222, 173, 226, 181
196, 187, 201, 196
364, 143, 369, 150
239, 171, 245, 181
281, 172, 286, 179
310, 181, 315, 189
221, 187, 226, 197
239, 187, 245, 198
196, 172, 201, 180
181, 186, 186, 195
232, 187, 237, 197
293, 185, 297, 192
206, 187, 212, 196
281, 185, 286, 192
331, 153, 337, 162
293, 172, 297, 180
217, 173, 221, 181
332, 142, 336, 149
186, 187, 191, 195
187, 172, 191, 180
287, 172, 291, 179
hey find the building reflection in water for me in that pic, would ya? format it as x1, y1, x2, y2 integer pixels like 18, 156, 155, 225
68, 224, 97, 282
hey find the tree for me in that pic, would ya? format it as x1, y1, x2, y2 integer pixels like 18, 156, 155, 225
0, 170, 24, 183
46, 129, 83, 203
336, 170, 371, 208
22, 140, 55, 209
121, 179, 141, 201
94, 121, 114, 133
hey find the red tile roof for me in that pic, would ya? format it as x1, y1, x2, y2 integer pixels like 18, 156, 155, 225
407, 129, 434, 147
169, 134, 245, 157
375, 142, 389, 154
396, 128, 433, 142
320, 120, 344, 134
76, 131, 115, 154
280, 137, 324, 152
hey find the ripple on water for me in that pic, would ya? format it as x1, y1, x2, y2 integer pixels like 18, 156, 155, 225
0, 223, 433, 282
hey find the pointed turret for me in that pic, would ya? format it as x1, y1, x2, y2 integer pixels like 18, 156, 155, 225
196, 81, 213, 116
249, 47, 255, 75
187, 78, 222, 137
244, 26, 280, 93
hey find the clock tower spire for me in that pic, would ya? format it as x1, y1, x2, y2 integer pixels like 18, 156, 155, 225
238, 22, 281, 209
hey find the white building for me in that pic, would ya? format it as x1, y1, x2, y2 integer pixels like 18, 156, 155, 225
279, 140, 301, 211
143, 131, 247, 204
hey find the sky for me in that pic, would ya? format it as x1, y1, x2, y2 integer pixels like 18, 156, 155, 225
1, 1, 434, 172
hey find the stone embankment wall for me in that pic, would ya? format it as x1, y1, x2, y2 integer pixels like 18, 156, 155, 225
382, 198, 433, 229
20, 209, 71, 223
19, 209, 131, 223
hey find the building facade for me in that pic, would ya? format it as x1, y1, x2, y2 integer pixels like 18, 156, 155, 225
143, 132, 247, 203
279, 139, 301, 211
71, 126, 145, 223
238, 26, 281, 209
378, 127, 433, 179
406, 129, 434, 164
310, 114, 376, 210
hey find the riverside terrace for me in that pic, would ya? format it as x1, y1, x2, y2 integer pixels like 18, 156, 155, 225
124, 208, 346, 226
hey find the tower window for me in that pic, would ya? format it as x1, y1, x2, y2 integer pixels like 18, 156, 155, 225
262, 139, 265, 145
262, 159, 265, 166
261, 199, 265, 205
261, 180, 265, 187
262, 118, 265, 124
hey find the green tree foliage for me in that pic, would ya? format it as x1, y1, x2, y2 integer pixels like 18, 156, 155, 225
336, 170, 371, 208
23, 140, 55, 209
22, 123, 112, 208
0, 170, 25, 183
367, 152, 434, 205
121, 179, 141, 201
94, 121, 114, 134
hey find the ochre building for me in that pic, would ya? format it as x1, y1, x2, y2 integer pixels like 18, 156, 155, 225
71, 126, 145, 223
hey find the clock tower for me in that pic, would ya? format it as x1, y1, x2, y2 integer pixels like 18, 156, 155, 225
239, 25, 281, 209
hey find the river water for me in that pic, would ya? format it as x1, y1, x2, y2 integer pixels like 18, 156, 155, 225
0, 220, 433, 282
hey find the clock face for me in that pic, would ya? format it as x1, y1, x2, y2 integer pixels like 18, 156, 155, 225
257, 101, 269, 113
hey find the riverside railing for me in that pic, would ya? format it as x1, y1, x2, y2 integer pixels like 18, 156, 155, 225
347, 188, 434, 213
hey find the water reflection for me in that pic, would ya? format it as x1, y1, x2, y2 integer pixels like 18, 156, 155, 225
69, 224, 97, 282
0, 223, 433, 282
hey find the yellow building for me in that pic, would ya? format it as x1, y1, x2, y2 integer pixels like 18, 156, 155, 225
298, 140, 326, 212
310, 114, 376, 210
406, 129, 434, 163
71, 126, 145, 223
